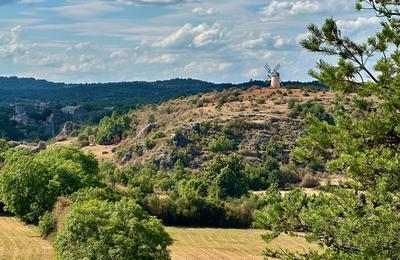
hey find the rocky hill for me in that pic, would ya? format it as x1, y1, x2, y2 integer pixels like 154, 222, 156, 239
108, 86, 335, 171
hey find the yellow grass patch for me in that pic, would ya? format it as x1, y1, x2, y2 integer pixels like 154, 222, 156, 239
166, 227, 318, 260
0, 216, 55, 260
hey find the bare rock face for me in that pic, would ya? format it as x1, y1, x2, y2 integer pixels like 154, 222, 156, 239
134, 123, 159, 140
61, 121, 74, 136
32, 141, 47, 153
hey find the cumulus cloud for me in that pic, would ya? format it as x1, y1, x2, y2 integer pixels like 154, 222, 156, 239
192, 7, 217, 17
260, 0, 351, 20
153, 23, 226, 48
241, 33, 291, 49
337, 17, 381, 32
0, 26, 25, 59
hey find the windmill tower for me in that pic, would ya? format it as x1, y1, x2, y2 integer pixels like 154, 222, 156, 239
264, 63, 283, 89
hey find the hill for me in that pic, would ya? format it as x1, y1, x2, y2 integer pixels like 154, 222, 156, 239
0, 76, 325, 107
100, 86, 334, 170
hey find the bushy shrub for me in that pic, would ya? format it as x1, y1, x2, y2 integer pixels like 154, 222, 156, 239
96, 113, 131, 145
38, 211, 56, 238
203, 154, 249, 198
208, 135, 234, 153
55, 198, 172, 260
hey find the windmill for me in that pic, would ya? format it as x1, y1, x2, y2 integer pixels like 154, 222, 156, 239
264, 63, 283, 89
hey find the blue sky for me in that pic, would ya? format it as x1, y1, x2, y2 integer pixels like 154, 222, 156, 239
0, 0, 382, 83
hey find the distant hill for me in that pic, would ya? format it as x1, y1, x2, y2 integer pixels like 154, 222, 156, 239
0, 76, 326, 107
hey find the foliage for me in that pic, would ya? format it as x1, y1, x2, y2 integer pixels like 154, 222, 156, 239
96, 112, 131, 145
55, 197, 172, 260
0, 107, 21, 140
203, 154, 249, 198
289, 100, 334, 124
0, 146, 100, 223
207, 135, 234, 153
256, 1, 400, 258
246, 157, 281, 190
38, 211, 56, 238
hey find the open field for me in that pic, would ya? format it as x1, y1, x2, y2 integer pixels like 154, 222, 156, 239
166, 227, 318, 260
0, 216, 318, 260
0, 216, 55, 260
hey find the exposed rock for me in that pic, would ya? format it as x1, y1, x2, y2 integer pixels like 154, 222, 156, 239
134, 123, 159, 140
61, 121, 74, 136
31, 141, 47, 153
121, 150, 132, 164
171, 132, 188, 147
154, 151, 174, 171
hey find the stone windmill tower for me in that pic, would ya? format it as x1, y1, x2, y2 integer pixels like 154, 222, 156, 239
265, 63, 283, 88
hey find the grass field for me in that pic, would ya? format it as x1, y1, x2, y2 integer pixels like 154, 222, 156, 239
0, 216, 317, 260
166, 227, 317, 260
0, 216, 55, 260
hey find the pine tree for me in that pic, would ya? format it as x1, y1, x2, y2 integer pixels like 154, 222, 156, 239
255, 1, 400, 258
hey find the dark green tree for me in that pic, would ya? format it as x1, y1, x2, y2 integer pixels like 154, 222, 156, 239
203, 154, 249, 198
255, 1, 400, 258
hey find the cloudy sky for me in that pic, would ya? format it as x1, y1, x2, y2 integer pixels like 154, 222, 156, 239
0, 0, 382, 83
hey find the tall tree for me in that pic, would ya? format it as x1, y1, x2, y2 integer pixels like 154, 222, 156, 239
255, 1, 400, 258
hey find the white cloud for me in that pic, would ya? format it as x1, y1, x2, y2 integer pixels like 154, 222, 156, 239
337, 16, 381, 32
137, 53, 177, 64
260, 0, 351, 20
40, 1, 122, 18
153, 23, 226, 48
192, 7, 218, 17
241, 33, 291, 49
184, 61, 232, 73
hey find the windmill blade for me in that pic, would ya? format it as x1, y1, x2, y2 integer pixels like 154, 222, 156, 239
264, 63, 272, 73
274, 64, 280, 72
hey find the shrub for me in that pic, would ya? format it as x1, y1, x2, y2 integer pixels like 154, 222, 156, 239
55, 198, 172, 260
96, 113, 131, 145
203, 154, 249, 198
38, 211, 56, 238
208, 136, 234, 153
300, 173, 319, 188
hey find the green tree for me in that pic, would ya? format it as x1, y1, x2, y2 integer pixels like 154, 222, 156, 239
255, 1, 400, 258
0, 146, 100, 223
96, 113, 131, 145
55, 198, 172, 260
203, 154, 248, 198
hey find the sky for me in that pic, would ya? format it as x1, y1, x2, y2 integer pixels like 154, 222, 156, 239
0, 0, 382, 83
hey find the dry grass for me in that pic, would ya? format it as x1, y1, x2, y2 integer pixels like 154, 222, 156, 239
0, 216, 318, 260
0, 216, 55, 260
166, 227, 319, 260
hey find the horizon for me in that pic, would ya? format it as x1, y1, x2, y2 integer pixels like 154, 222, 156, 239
0, 0, 381, 84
